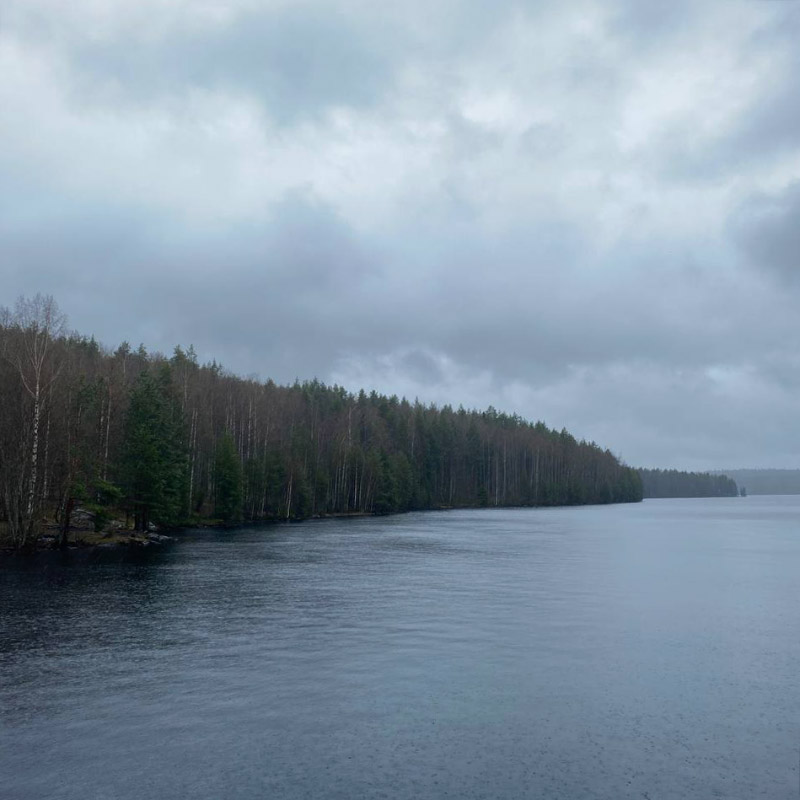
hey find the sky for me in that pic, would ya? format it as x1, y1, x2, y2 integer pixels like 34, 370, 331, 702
2, 0, 799, 471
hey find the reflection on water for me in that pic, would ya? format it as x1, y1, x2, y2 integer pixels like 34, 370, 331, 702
2, 497, 799, 799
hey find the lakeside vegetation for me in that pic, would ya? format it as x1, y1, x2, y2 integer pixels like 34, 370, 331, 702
712, 469, 800, 496
0, 295, 642, 551
638, 468, 739, 499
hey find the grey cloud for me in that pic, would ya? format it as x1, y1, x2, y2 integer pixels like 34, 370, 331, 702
729, 73, 800, 161
4, 181, 794, 401
0, 184, 386, 377
643, 7, 800, 182
729, 182, 800, 281
666, 75, 800, 181
608, 0, 698, 44
396, 350, 446, 386
69, 7, 396, 122
5, 188, 797, 470
571, 363, 800, 470
3, 0, 800, 471
518, 123, 567, 159
735, 5, 800, 154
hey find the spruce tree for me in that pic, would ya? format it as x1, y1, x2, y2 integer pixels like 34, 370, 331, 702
214, 432, 242, 522
120, 366, 187, 530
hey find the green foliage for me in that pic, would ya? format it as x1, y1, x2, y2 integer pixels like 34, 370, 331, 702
214, 433, 243, 522
263, 452, 287, 516
372, 451, 398, 514
69, 480, 89, 504
293, 477, 313, 519
120, 367, 187, 529
85, 479, 123, 532
94, 478, 123, 506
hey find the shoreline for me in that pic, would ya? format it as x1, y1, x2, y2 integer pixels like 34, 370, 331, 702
0, 498, 645, 563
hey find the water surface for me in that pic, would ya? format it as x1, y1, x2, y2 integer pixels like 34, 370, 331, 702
2, 497, 799, 798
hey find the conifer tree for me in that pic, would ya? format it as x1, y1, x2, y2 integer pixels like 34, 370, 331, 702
214, 432, 242, 522
120, 366, 187, 530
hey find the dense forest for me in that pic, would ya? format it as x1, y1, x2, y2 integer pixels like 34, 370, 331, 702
712, 469, 800, 496
638, 468, 739, 498
0, 295, 642, 550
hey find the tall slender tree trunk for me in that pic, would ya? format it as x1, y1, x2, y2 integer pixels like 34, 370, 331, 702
42, 405, 51, 506
103, 386, 112, 481
24, 376, 41, 545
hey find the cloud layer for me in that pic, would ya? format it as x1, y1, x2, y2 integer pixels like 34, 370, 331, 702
2, 0, 800, 469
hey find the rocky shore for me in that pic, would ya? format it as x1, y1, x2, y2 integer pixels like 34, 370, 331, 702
0, 507, 177, 557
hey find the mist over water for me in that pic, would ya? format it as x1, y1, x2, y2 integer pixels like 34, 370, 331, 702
2, 498, 799, 799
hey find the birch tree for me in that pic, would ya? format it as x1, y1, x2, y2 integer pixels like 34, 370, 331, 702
0, 295, 66, 548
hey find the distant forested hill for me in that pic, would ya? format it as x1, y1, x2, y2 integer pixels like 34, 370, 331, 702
638, 469, 739, 498
0, 295, 642, 550
713, 469, 800, 495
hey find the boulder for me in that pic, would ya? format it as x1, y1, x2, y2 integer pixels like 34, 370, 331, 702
72, 508, 95, 525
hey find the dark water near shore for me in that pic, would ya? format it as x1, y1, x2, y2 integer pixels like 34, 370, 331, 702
2, 497, 799, 799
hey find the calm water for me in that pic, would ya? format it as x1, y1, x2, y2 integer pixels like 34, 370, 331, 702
2, 497, 799, 799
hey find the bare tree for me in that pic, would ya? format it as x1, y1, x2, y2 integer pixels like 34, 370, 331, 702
0, 295, 66, 548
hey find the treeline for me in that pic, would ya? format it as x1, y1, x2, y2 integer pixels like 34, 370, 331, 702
0, 295, 642, 550
712, 469, 800, 496
638, 468, 738, 499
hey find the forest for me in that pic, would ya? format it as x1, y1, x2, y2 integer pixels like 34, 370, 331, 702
0, 295, 642, 551
712, 469, 800, 496
638, 468, 739, 499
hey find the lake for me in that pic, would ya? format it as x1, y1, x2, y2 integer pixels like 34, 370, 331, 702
2, 497, 799, 799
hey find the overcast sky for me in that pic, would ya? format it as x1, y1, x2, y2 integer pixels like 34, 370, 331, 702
2, 0, 799, 470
